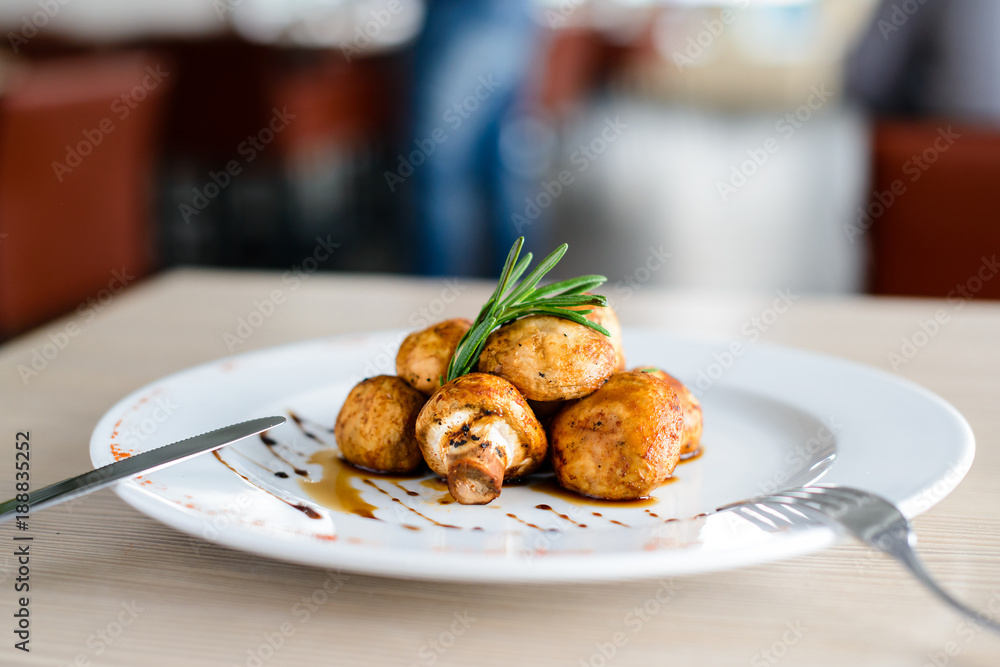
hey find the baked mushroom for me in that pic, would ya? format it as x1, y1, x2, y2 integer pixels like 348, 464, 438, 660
631, 367, 702, 456
567, 301, 625, 370
415, 372, 547, 504
334, 375, 426, 473
476, 315, 616, 402
551, 371, 685, 500
396, 318, 473, 395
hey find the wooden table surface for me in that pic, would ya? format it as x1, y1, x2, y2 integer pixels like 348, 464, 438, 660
1, 268, 999, 666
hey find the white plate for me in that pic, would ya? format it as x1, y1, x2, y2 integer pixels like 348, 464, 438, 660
90, 329, 975, 582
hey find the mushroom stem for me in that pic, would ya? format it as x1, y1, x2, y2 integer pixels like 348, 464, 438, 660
415, 373, 547, 505
447, 449, 505, 505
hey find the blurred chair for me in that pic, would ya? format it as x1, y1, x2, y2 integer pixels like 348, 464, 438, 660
868, 120, 1000, 298
0, 52, 170, 337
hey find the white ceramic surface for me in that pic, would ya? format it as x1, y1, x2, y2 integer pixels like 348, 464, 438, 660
90, 329, 975, 582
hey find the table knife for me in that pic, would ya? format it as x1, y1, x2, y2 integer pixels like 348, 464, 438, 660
0, 415, 286, 523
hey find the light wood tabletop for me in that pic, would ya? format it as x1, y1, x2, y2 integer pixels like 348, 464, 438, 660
1, 268, 998, 666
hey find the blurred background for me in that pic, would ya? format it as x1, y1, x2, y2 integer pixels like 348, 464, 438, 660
1, 0, 998, 338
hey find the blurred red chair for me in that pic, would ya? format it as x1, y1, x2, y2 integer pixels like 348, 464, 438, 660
0, 52, 171, 337
868, 120, 1000, 299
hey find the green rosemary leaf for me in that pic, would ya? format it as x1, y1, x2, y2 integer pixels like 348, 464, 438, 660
486, 238, 524, 307
497, 243, 567, 310
447, 315, 497, 380
514, 294, 606, 310
528, 275, 607, 300
501, 253, 533, 300
444, 237, 611, 383
504, 306, 612, 337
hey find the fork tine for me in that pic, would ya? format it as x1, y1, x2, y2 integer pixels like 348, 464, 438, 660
755, 504, 796, 525
757, 494, 834, 515
736, 506, 779, 531
776, 503, 812, 521
776, 489, 855, 512
805, 485, 866, 501
758, 492, 824, 505
768, 489, 825, 501
755, 501, 830, 529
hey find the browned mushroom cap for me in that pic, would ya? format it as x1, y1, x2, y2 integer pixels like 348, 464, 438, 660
396, 318, 473, 395
334, 375, 426, 473
476, 315, 616, 401
630, 367, 702, 456
551, 371, 685, 500
415, 373, 547, 505
566, 301, 625, 370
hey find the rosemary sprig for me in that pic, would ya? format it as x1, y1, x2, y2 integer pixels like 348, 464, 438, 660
445, 237, 610, 381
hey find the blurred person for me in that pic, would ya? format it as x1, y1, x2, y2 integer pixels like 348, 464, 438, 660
407, 0, 546, 276
848, 0, 1000, 123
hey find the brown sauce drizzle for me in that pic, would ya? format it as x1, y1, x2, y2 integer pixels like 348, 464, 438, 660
393, 482, 420, 497
295, 505, 322, 519
535, 504, 587, 528
531, 476, 663, 508
211, 451, 322, 519
259, 432, 309, 477
506, 513, 549, 531
287, 410, 330, 442
362, 479, 460, 529
227, 446, 286, 478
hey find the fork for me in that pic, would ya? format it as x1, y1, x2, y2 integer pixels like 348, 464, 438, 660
721, 484, 1000, 634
